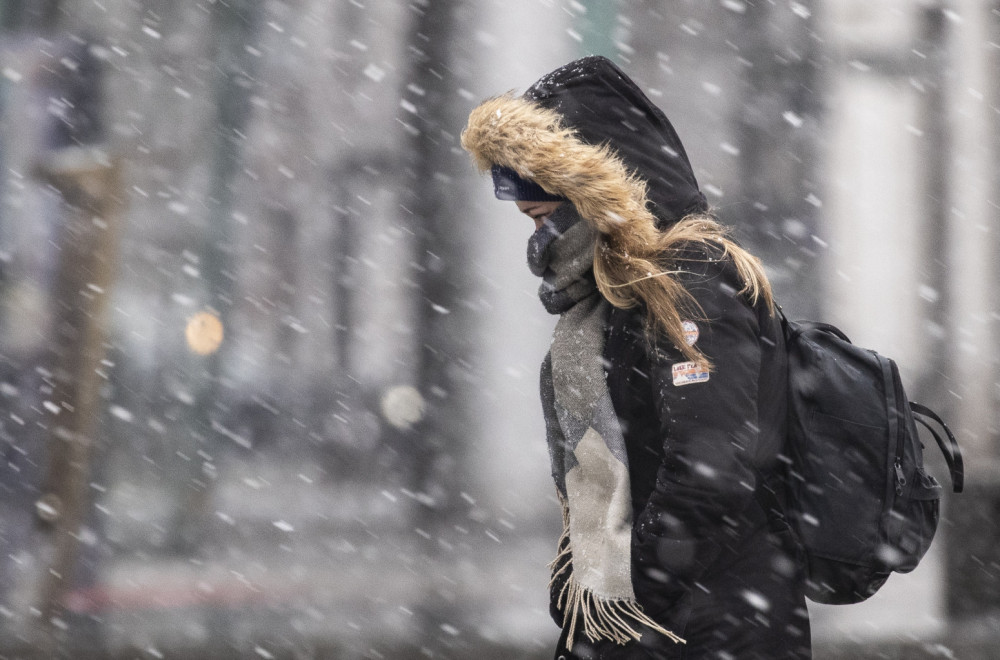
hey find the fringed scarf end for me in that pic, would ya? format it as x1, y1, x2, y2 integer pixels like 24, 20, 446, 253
548, 511, 684, 652
556, 573, 685, 651
549, 488, 682, 651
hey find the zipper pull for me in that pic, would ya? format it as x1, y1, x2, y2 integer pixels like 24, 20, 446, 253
894, 460, 906, 495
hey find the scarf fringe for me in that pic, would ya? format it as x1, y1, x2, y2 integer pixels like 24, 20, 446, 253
548, 509, 685, 651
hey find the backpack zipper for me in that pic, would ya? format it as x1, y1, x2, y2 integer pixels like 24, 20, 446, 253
886, 359, 907, 497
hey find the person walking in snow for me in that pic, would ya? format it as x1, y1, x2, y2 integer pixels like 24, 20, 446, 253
461, 56, 811, 659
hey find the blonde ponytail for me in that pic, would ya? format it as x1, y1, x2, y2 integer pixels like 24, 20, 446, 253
593, 213, 774, 365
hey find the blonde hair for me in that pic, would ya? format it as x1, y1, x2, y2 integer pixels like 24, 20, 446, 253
593, 210, 774, 365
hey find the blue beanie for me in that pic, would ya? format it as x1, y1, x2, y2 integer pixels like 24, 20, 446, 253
491, 165, 566, 202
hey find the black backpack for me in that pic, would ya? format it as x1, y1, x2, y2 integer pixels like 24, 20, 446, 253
757, 310, 964, 605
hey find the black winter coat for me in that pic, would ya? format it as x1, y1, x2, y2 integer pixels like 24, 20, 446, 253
551, 250, 811, 659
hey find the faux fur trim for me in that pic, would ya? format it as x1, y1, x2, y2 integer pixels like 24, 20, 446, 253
460, 94, 657, 238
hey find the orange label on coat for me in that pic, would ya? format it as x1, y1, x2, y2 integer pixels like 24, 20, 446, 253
672, 361, 710, 386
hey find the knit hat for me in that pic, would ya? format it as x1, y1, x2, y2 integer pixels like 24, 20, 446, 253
491, 164, 566, 202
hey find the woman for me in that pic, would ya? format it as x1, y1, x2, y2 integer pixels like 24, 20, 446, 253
461, 56, 811, 659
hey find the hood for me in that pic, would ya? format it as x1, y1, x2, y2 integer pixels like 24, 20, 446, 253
461, 55, 707, 231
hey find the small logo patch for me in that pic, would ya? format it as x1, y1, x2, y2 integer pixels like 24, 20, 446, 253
672, 361, 710, 386
682, 320, 699, 346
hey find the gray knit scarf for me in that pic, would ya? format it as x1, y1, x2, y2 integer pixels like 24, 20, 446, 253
529, 204, 683, 650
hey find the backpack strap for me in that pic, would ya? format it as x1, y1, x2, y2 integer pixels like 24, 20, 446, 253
777, 305, 852, 343
910, 402, 964, 493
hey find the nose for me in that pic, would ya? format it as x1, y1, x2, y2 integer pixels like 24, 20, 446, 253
515, 201, 542, 216
515, 200, 563, 230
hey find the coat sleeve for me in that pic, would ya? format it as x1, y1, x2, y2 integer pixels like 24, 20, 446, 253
632, 254, 765, 592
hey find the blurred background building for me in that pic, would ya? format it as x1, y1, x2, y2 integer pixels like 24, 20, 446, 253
0, 0, 996, 658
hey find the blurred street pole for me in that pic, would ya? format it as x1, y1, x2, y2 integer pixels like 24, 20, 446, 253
28, 37, 123, 650
577, 0, 617, 56
914, 7, 953, 429
736, 0, 824, 319
29, 36, 119, 655
400, 0, 476, 649
201, 0, 265, 321
939, 0, 1000, 621
172, 0, 264, 551
32, 147, 123, 656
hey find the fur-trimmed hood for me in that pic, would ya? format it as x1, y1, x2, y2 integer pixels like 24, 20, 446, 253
461, 55, 707, 232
